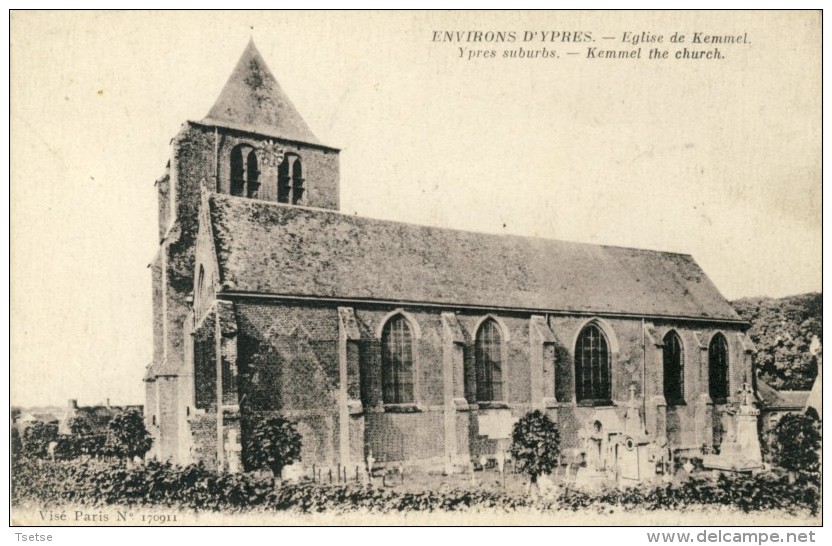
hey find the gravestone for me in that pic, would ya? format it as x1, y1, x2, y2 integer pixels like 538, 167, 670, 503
703, 383, 763, 472
617, 384, 653, 483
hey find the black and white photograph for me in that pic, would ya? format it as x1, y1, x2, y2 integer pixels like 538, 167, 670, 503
9, 10, 822, 528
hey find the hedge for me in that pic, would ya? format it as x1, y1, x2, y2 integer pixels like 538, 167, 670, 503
11, 458, 818, 515
11, 458, 531, 513
558, 473, 819, 515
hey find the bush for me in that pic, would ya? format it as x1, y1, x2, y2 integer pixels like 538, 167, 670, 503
105, 410, 152, 460
67, 415, 93, 437
772, 412, 821, 477
53, 434, 107, 460
77, 434, 107, 458
47, 414, 108, 460
11, 458, 817, 516
246, 416, 302, 478
509, 410, 560, 484
21, 421, 59, 459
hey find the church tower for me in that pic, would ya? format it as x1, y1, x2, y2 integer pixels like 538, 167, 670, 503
145, 40, 339, 462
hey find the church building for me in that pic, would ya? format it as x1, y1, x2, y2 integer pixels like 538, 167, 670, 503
144, 41, 755, 478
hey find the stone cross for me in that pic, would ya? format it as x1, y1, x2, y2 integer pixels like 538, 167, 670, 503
366, 450, 375, 475
738, 382, 754, 407
496, 450, 506, 474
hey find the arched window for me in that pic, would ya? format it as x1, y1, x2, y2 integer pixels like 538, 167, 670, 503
246, 151, 260, 198
230, 145, 259, 198
291, 158, 304, 204
277, 156, 291, 203
230, 147, 245, 196
709, 333, 729, 402
475, 319, 503, 402
663, 331, 684, 404
381, 315, 414, 404
575, 323, 611, 404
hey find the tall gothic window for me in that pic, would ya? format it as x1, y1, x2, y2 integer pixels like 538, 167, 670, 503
575, 323, 612, 404
663, 330, 684, 404
709, 333, 729, 403
381, 315, 414, 404
475, 319, 503, 402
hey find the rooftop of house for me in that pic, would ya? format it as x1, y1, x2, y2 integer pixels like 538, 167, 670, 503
756, 379, 812, 410
205, 193, 744, 323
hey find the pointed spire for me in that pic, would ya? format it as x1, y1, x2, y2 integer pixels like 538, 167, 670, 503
202, 40, 320, 144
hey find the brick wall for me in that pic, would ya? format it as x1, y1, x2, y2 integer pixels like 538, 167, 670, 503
364, 411, 444, 464
156, 376, 179, 460
234, 303, 339, 412
188, 413, 218, 470
192, 296, 747, 470
193, 311, 217, 411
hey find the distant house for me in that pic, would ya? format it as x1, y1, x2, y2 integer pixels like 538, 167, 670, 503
59, 399, 144, 435
757, 379, 812, 454
13, 411, 59, 433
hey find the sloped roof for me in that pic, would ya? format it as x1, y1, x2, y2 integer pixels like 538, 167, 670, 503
206, 194, 743, 322
24, 412, 59, 423
153, 358, 180, 377
757, 379, 811, 410
202, 40, 320, 144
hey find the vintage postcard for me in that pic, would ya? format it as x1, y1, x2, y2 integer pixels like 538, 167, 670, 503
9, 10, 822, 527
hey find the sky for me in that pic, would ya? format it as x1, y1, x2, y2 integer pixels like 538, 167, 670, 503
9, 11, 821, 407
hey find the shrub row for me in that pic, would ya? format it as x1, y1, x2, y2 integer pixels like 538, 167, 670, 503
558, 473, 819, 515
12, 458, 818, 515
11, 458, 532, 513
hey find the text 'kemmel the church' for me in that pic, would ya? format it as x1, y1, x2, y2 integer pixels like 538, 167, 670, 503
144, 40, 757, 481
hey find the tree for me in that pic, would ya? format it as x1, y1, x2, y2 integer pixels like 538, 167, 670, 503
772, 412, 820, 482
21, 421, 59, 459
64, 414, 105, 458
246, 416, 302, 479
731, 293, 821, 390
67, 415, 93, 437
105, 409, 152, 461
509, 410, 560, 491
11, 426, 22, 458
